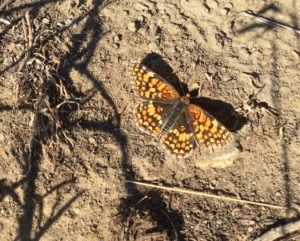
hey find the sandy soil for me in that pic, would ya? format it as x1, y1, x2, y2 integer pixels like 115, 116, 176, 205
1, 0, 300, 240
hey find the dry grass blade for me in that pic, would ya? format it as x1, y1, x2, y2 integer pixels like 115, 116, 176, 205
126, 180, 288, 210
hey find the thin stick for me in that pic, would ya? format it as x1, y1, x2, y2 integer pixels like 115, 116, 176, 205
18, 11, 33, 72
0, 18, 11, 25
125, 180, 287, 210
242, 11, 300, 35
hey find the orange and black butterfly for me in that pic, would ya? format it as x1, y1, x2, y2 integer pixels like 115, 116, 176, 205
129, 62, 234, 158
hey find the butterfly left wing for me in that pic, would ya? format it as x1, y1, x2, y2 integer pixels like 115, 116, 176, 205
161, 112, 195, 158
129, 62, 180, 101
187, 104, 234, 148
135, 100, 174, 136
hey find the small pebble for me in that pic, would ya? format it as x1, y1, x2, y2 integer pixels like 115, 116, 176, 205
139, 28, 147, 37
128, 21, 141, 32
0, 133, 4, 142
88, 137, 97, 145
135, 3, 149, 11
292, 50, 300, 59
42, 18, 50, 24
249, 220, 255, 225
114, 34, 122, 42
191, 82, 200, 90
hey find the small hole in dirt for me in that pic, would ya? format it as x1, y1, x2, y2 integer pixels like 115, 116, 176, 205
117, 34, 123, 41
156, 26, 162, 34
134, 20, 142, 30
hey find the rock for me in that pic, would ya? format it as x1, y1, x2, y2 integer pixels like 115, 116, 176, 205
220, 8, 230, 15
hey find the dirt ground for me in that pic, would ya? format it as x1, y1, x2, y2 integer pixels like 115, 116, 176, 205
1, 0, 300, 240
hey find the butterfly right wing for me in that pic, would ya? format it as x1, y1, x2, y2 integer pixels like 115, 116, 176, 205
187, 104, 234, 148
129, 62, 181, 101
135, 100, 174, 136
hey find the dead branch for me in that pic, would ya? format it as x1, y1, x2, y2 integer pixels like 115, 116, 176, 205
254, 220, 300, 241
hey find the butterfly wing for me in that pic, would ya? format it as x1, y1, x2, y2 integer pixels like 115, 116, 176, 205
135, 101, 174, 136
187, 104, 233, 147
129, 62, 180, 101
161, 112, 195, 158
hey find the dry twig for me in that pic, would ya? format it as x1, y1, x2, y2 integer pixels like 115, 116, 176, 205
18, 11, 34, 71
126, 180, 288, 210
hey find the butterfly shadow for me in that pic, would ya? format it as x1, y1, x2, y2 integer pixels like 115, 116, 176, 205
141, 53, 189, 96
141, 53, 247, 133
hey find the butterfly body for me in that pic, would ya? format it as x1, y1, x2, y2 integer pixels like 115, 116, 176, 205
160, 96, 190, 135
129, 62, 234, 158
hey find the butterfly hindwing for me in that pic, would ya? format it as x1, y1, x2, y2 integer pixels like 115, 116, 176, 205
161, 112, 195, 158
135, 101, 173, 136
129, 62, 180, 101
187, 104, 233, 147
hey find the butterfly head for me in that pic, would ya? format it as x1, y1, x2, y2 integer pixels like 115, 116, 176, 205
181, 93, 190, 105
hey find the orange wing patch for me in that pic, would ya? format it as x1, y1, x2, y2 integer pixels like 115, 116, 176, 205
129, 62, 180, 100
187, 104, 233, 147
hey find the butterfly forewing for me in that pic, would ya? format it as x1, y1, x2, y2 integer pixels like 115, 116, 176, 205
135, 101, 173, 136
161, 112, 195, 158
129, 62, 180, 101
187, 104, 233, 148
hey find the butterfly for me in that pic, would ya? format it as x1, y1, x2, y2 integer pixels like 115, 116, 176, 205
129, 61, 234, 158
